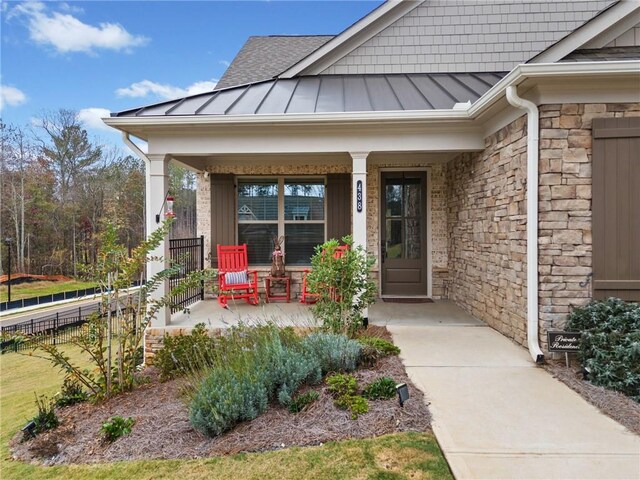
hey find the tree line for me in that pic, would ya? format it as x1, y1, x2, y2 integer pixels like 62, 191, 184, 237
1, 109, 196, 278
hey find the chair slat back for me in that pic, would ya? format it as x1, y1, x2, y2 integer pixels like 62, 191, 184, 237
333, 245, 348, 259
217, 244, 249, 272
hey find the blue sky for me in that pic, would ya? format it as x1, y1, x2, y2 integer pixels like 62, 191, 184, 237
1, 0, 382, 147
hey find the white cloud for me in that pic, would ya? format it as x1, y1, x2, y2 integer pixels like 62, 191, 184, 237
10, 1, 148, 54
77, 107, 112, 131
0, 84, 27, 109
58, 2, 84, 14
116, 79, 218, 100
219, 60, 230, 67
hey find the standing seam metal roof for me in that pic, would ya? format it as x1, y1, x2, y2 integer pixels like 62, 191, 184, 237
112, 72, 507, 117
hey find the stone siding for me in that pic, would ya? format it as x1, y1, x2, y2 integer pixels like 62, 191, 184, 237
447, 103, 640, 350
537, 103, 640, 337
196, 160, 448, 297
446, 117, 529, 345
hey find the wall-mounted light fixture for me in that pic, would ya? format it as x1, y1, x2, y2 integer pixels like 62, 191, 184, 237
155, 193, 176, 223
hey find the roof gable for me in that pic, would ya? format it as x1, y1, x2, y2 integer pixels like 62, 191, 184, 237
216, 35, 333, 89
530, 0, 639, 63
316, 0, 617, 75
279, 1, 421, 78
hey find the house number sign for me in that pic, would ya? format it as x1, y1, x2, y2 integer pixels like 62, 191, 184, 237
356, 180, 363, 213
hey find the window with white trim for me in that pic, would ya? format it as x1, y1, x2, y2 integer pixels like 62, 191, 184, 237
237, 178, 325, 265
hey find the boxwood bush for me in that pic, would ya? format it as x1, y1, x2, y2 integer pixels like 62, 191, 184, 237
566, 298, 640, 402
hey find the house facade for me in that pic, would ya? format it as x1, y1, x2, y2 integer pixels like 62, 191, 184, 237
104, 0, 640, 363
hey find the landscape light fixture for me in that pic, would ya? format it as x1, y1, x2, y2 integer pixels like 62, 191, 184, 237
396, 383, 409, 407
155, 193, 176, 223
21, 420, 36, 439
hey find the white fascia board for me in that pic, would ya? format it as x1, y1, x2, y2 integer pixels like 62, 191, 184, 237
469, 60, 640, 117
531, 1, 640, 64
582, 8, 640, 48
103, 108, 471, 130
279, 0, 421, 78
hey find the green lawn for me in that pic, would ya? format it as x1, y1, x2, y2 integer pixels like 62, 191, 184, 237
0, 280, 97, 303
0, 348, 452, 480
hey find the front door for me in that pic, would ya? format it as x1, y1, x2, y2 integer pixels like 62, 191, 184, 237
380, 172, 428, 296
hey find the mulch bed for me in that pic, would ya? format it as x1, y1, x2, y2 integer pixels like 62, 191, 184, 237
544, 359, 640, 435
11, 327, 432, 465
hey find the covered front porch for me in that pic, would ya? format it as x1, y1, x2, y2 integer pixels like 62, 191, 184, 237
142, 122, 487, 327
169, 298, 482, 329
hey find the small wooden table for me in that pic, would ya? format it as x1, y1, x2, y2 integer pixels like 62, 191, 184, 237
264, 275, 290, 303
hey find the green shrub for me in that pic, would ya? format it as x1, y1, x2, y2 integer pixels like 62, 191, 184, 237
55, 376, 89, 407
100, 416, 135, 443
262, 336, 322, 406
26, 394, 59, 439
33, 220, 216, 399
189, 325, 326, 437
153, 323, 217, 380
326, 373, 369, 419
357, 337, 400, 365
308, 237, 377, 336
326, 373, 358, 397
189, 366, 269, 436
362, 377, 397, 400
288, 391, 320, 414
337, 395, 369, 419
301, 332, 362, 374
566, 298, 640, 402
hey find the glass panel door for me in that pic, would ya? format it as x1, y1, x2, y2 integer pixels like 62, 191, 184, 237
381, 172, 427, 296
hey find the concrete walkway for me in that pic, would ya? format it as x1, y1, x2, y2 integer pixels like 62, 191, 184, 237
373, 301, 640, 480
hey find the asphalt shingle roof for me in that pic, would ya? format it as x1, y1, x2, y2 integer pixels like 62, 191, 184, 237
216, 35, 334, 89
112, 72, 507, 117
561, 47, 640, 62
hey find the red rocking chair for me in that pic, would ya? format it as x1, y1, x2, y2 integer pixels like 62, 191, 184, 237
217, 244, 259, 308
300, 245, 349, 304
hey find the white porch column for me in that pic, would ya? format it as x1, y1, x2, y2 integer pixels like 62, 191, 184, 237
350, 151, 370, 323
147, 154, 171, 327
350, 152, 369, 250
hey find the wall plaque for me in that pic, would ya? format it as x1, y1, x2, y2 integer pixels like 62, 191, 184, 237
547, 331, 581, 352
356, 180, 363, 213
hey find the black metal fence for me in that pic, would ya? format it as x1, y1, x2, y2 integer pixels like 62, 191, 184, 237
169, 236, 205, 313
0, 303, 127, 354
1, 287, 100, 312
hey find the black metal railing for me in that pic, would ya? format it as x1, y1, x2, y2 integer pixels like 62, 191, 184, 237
169, 236, 205, 313
0, 303, 133, 354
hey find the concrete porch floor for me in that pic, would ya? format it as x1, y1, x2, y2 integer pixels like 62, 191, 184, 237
167, 298, 482, 329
